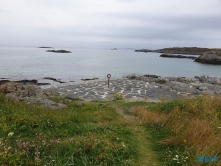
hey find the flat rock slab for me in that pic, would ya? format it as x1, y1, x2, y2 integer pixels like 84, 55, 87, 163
40, 78, 198, 102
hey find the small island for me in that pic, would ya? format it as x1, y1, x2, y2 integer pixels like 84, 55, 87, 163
46, 50, 72, 53
38, 46, 53, 48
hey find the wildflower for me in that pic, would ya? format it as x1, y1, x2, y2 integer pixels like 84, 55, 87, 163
8, 132, 14, 137
121, 142, 126, 148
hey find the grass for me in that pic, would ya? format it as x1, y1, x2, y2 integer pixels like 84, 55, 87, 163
1, 93, 221, 165
0, 94, 136, 165
134, 95, 221, 165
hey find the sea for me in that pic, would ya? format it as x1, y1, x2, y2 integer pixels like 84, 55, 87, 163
0, 46, 221, 84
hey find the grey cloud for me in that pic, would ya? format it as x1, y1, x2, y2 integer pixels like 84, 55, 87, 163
0, 0, 220, 48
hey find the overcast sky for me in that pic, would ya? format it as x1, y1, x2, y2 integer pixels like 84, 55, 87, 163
0, 0, 221, 49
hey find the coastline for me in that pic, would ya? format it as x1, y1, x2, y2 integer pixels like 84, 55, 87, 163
1, 74, 221, 109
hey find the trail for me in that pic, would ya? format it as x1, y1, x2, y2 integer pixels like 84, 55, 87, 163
116, 107, 161, 166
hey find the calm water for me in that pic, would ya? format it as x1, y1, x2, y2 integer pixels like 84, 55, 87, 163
0, 46, 221, 83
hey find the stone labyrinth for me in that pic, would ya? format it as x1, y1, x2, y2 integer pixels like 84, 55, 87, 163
41, 78, 180, 102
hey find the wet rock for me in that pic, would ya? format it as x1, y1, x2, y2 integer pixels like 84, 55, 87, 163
15, 79, 38, 85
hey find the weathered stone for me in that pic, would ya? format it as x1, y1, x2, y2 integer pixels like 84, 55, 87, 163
199, 86, 208, 91
28, 98, 66, 109
0, 82, 23, 93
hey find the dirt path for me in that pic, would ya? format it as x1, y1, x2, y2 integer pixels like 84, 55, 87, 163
116, 107, 161, 166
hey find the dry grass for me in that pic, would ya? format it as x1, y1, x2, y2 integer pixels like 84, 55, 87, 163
134, 96, 221, 165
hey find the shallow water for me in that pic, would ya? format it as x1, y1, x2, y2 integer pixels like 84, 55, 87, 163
0, 46, 221, 83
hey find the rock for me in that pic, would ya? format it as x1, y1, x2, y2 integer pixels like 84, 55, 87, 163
194, 51, 221, 64
15, 79, 38, 85
66, 94, 82, 100
28, 98, 66, 109
195, 75, 221, 85
203, 90, 214, 95
135, 49, 153, 52
0, 80, 11, 85
38, 46, 53, 48
199, 86, 208, 91
46, 50, 71, 53
126, 74, 142, 80
160, 54, 197, 59
44, 77, 57, 81
177, 92, 191, 96
0, 82, 23, 93
42, 89, 60, 97
81, 78, 99, 81
153, 47, 211, 55
143, 74, 159, 78
215, 90, 221, 95
190, 83, 201, 88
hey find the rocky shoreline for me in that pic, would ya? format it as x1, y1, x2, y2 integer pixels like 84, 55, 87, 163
194, 51, 221, 64
160, 54, 197, 60
135, 47, 221, 64
1, 74, 221, 109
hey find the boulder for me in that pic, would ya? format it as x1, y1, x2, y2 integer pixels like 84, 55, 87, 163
125, 74, 142, 80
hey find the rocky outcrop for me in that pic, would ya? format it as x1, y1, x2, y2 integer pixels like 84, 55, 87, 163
160, 54, 197, 59
135, 49, 153, 52
125, 74, 221, 96
81, 78, 99, 81
44, 77, 67, 83
0, 82, 65, 109
46, 50, 72, 53
135, 47, 221, 55
0, 79, 49, 86
194, 51, 221, 64
154, 47, 210, 55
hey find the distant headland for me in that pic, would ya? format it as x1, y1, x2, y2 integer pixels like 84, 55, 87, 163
135, 47, 221, 64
